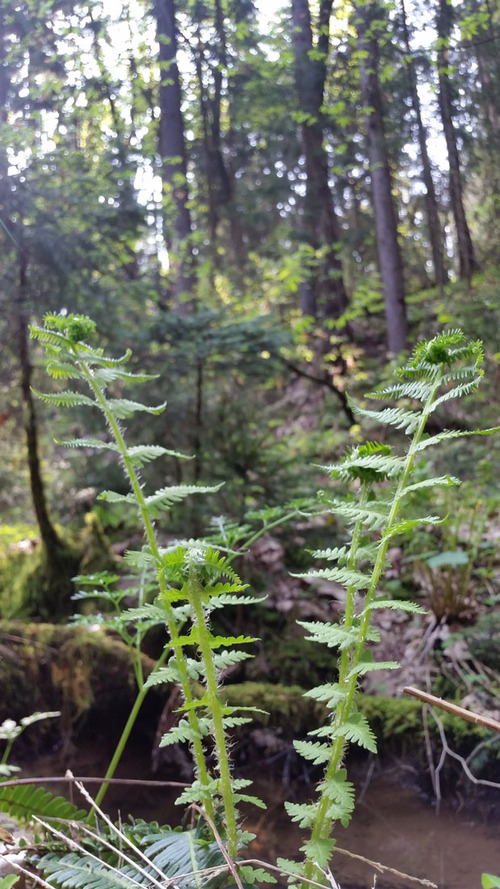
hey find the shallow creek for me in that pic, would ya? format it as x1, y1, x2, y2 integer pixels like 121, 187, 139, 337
21, 747, 500, 889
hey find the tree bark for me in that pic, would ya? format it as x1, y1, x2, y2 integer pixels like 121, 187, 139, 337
355, 0, 408, 354
291, 0, 348, 321
17, 248, 61, 557
155, 0, 196, 311
400, 0, 448, 293
436, 0, 477, 283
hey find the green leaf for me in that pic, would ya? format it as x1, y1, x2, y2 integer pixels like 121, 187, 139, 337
159, 719, 204, 746
336, 711, 378, 752
482, 875, 500, 888
0, 877, 20, 889
426, 550, 469, 568
293, 740, 331, 765
32, 389, 97, 409
284, 802, 317, 829
363, 597, 426, 614
297, 621, 359, 651
383, 515, 445, 539
303, 683, 346, 707
238, 866, 276, 884
293, 566, 371, 590
107, 398, 166, 419
350, 402, 420, 434
300, 837, 336, 868
348, 657, 400, 678
0, 784, 86, 824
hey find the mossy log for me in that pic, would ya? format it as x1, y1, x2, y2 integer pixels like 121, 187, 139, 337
0, 621, 160, 746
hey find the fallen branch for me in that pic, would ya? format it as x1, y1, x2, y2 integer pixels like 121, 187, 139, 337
403, 686, 500, 734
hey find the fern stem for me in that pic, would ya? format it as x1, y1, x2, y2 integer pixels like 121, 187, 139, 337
189, 569, 239, 857
94, 646, 168, 809
74, 356, 214, 817
303, 373, 444, 887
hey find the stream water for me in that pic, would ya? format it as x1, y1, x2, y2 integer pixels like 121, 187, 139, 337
21, 745, 500, 889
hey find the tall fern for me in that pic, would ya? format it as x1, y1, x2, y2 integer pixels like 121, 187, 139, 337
280, 331, 499, 885
30, 313, 266, 856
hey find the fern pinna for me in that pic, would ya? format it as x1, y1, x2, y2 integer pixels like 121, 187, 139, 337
29, 314, 264, 855
282, 331, 498, 885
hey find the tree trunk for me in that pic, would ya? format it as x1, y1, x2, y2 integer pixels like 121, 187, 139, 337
291, 0, 348, 321
436, 0, 477, 284
355, 0, 408, 354
17, 251, 61, 557
155, 0, 196, 311
400, 0, 447, 293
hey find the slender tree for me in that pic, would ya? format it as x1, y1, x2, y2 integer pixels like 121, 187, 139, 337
354, 0, 408, 354
291, 0, 349, 320
401, 0, 448, 292
155, 0, 196, 311
436, 0, 477, 283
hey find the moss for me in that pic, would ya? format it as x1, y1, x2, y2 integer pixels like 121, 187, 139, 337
0, 537, 80, 620
0, 621, 157, 744
77, 511, 117, 576
0, 514, 117, 621
223, 683, 487, 761
223, 681, 325, 735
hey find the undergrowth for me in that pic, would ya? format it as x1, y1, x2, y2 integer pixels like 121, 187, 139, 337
0, 316, 496, 889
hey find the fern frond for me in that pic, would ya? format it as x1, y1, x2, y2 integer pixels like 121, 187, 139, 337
429, 376, 482, 410
0, 784, 86, 824
317, 769, 355, 812
89, 368, 158, 387
56, 437, 119, 452
400, 475, 460, 497
336, 712, 377, 752
209, 593, 266, 608
347, 657, 399, 678
297, 622, 360, 651
98, 490, 136, 505
293, 740, 331, 766
174, 777, 220, 806
145, 484, 223, 517
417, 427, 500, 452
208, 634, 256, 649
126, 445, 192, 466
160, 718, 206, 747
320, 450, 403, 482
300, 837, 336, 868
382, 514, 445, 539
284, 802, 317, 829
293, 565, 371, 590
363, 597, 426, 614
31, 389, 96, 409
320, 498, 391, 530
367, 379, 437, 401
303, 683, 346, 708
308, 546, 349, 562
350, 403, 420, 433
212, 650, 254, 670
35, 852, 134, 889
107, 398, 166, 419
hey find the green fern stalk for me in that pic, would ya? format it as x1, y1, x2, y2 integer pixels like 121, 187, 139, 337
188, 564, 239, 856
286, 331, 499, 886
30, 314, 217, 815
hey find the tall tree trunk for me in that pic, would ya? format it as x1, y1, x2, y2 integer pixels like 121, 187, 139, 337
400, 0, 447, 293
436, 0, 477, 283
18, 258, 60, 558
155, 0, 196, 311
355, 0, 408, 354
291, 0, 348, 321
